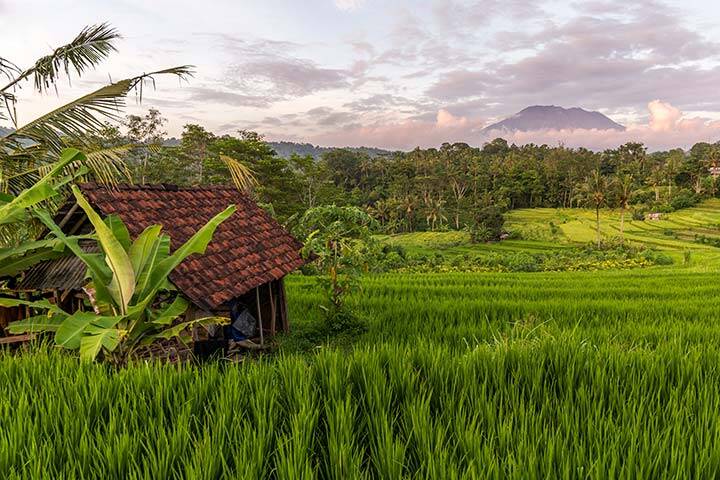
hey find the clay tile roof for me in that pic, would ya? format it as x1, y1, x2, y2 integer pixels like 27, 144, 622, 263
79, 183, 306, 311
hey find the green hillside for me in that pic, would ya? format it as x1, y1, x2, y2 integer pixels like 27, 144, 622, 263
379, 200, 720, 266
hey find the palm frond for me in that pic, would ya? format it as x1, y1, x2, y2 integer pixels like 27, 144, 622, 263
0, 57, 20, 122
220, 155, 257, 191
5, 66, 194, 156
0, 56, 21, 83
1, 23, 120, 95
2, 144, 135, 196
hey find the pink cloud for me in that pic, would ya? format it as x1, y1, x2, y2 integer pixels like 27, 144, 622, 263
308, 101, 720, 151
309, 110, 485, 150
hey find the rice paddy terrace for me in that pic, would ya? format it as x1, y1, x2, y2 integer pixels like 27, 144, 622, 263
379, 199, 720, 264
4, 201, 720, 477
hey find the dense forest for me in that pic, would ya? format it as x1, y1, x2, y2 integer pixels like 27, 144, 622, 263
92, 109, 720, 235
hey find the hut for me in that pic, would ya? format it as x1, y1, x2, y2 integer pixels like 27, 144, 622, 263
1, 183, 306, 354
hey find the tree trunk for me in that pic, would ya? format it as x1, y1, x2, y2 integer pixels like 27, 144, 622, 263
654, 187, 659, 202
141, 154, 148, 185
620, 205, 625, 244
596, 205, 601, 249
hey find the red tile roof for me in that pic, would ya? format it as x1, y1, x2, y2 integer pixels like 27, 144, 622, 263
79, 184, 305, 311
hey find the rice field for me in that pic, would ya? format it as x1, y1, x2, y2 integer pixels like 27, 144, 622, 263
380, 199, 720, 264
4, 202, 720, 477
4, 338, 720, 478
3, 266, 720, 477
288, 269, 720, 350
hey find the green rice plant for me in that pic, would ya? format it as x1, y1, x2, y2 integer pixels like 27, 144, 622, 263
4, 340, 720, 478
7, 259, 720, 477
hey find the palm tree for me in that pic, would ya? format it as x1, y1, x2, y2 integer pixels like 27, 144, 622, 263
577, 169, 609, 248
400, 195, 417, 232
703, 145, 720, 197
425, 196, 446, 231
614, 173, 634, 243
0, 24, 255, 244
647, 166, 664, 202
0, 24, 193, 197
369, 199, 391, 227
664, 150, 683, 198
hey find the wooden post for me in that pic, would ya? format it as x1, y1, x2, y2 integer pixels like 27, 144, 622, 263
57, 202, 79, 229
278, 279, 289, 333
269, 282, 277, 336
255, 287, 264, 346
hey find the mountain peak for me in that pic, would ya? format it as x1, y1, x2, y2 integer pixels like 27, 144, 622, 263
485, 105, 625, 132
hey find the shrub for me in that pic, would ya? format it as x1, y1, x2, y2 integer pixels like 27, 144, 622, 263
670, 189, 698, 210
469, 206, 505, 243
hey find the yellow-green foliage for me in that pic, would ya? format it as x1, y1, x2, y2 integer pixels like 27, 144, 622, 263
507, 199, 720, 251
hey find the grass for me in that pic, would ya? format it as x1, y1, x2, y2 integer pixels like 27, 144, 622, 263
4, 339, 720, 478
286, 268, 720, 351
4, 201, 720, 477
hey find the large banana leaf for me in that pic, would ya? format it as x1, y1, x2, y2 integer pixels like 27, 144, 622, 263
0, 148, 85, 224
104, 214, 131, 251
0, 238, 67, 277
54, 311, 122, 350
70, 185, 136, 314
128, 225, 164, 296
154, 316, 229, 341
7, 315, 64, 334
139, 205, 236, 301
0, 297, 68, 316
79, 329, 121, 361
150, 296, 190, 326
54, 312, 97, 349
34, 209, 115, 310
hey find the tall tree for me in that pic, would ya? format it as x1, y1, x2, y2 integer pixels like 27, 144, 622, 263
614, 173, 634, 243
664, 149, 683, 197
578, 169, 609, 248
125, 108, 167, 184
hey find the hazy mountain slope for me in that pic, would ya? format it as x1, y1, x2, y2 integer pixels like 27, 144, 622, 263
268, 141, 393, 159
484, 105, 625, 132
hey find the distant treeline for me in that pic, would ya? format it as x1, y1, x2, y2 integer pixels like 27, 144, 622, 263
91, 109, 720, 233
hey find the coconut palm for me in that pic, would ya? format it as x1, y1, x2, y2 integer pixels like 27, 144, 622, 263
399, 195, 417, 232
368, 199, 391, 227
0, 24, 193, 197
577, 169, 609, 248
647, 166, 664, 202
614, 173, 634, 243
425, 196, 446, 231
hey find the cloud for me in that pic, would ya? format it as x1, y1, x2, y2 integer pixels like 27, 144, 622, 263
423, 0, 720, 118
186, 87, 272, 108
334, 0, 366, 11
233, 58, 350, 97
303, 101, 720, 151
435, 109, 468, 128
308, 108, 485, 149
648, 99, 682, 132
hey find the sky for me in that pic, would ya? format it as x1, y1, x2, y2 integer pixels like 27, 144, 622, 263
2, 0, 720, 151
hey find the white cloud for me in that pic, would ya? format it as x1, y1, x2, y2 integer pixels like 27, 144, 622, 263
334, 0, 365, 11
305, 101, 720, 151
648, 99, 683, 132
436, 109, 468, 128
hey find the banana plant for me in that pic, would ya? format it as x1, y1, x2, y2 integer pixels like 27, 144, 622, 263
0, 148, 88, 277
4, 185, 236, 361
